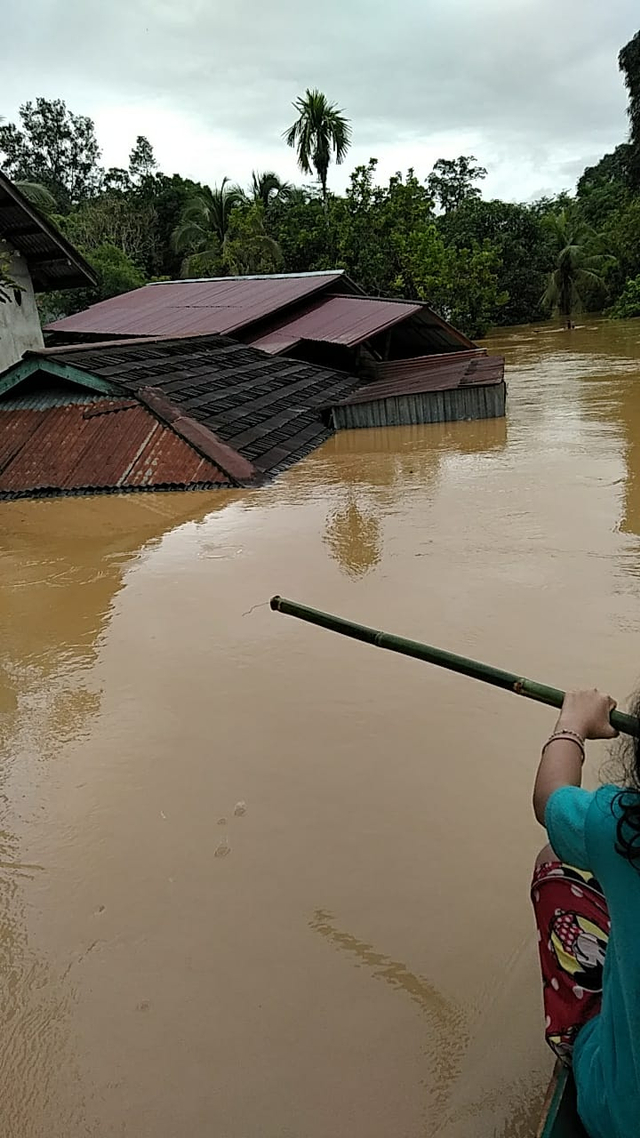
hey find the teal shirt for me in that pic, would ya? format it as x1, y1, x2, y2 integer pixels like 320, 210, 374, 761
545, 784, 640, 1138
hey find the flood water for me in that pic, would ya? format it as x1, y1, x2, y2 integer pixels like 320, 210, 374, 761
2, 319, 640, 1137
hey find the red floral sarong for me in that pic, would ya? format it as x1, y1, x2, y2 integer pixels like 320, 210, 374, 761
531, 861, 610, 1065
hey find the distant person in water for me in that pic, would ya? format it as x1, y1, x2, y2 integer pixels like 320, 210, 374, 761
531, 689, 640, 1138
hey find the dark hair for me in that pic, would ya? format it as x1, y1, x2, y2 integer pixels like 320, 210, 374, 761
613, 694, 640, 865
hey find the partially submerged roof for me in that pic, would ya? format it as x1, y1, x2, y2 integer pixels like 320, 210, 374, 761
248, 293, 473, 355
249, 295, 423, 352
0, 171, 97, 290
0, 395, 231, 499
0, 334, 361, 498
43, 270, 473, 355
334, 351, 505, 407
45, 271, 357, 338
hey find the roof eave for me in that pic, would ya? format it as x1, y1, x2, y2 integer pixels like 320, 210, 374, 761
0, 172, 97, 290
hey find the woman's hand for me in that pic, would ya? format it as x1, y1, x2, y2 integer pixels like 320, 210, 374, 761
557, 689, 618, 740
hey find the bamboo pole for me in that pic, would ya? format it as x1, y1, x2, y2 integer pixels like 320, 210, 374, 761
269, 596, 640, 738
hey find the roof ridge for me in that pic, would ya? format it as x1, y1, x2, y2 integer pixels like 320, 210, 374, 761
147, 270, 345, 285
136, 386, 258, 487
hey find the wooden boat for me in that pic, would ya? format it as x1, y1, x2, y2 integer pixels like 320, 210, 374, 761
537, 1064, 588, 1137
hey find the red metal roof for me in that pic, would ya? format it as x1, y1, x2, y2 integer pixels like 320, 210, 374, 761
45, 272, 347, 338
335, 352, 505, 406
248, 295, 423, 351
0, 398, 230, 498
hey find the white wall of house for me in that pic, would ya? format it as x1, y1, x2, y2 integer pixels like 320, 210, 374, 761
0, 241, 44, 373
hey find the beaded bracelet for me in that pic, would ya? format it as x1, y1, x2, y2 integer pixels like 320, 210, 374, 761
542, 730, 586, 764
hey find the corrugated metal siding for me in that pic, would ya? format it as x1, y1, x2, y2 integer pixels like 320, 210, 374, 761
332, 383, 507, 429
0, 399, 230, 499
339, 354, 505, 406
45, 273, 346, 337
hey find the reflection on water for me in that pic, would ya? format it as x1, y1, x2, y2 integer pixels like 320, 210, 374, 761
2, 320, 640, 1136
324, 498, 382, 578
310, 909, 468, 1115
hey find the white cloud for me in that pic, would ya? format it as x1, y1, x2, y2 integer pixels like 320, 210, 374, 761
1, 0, 638, 201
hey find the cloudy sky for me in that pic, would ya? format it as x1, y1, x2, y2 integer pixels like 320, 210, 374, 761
2, 0, 638, 202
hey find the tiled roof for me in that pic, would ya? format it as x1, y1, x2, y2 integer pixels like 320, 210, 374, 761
29, 334, 362, 477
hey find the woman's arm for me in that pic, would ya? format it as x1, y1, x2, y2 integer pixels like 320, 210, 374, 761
533, 689, 618, 825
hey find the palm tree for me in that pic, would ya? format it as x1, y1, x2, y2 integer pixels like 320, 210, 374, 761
172, 177, 244, 277
542, 210, 614, 328
223, 204, 284, 276
14, 181, 58, 213
248, 171, 292, 209
284, 89, 351, 212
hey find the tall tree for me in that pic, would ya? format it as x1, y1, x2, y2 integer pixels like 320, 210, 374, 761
619, 30, 640, 188
438, 198, 551, 326
0, 98, 102, 208
284, 89, 351, 211
172, 177, 244, 276
541, 210, 613, 328
129, 136, 158, 182
427, 156, 487, 213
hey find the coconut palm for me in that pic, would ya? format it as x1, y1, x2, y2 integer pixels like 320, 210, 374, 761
248, 170, 292, 209
541, 210, 614, 328
172, 177, 244, 275
14, 181, 58, 213
284, 89, 351, 212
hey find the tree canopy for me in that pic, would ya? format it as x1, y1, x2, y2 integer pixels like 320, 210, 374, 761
0, 98, 102, 208
285, 89, 351, 209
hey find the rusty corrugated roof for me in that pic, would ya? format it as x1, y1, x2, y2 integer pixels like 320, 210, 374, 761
0, 172, 96, 291
335, 353, 505, 406
0, 397, 231, 499
45, 272, 350, 338
247, 295, 423, 351
20, 334, 362, 478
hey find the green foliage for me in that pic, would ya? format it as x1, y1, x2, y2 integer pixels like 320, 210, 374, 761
427, 156, 487, 213
439, 198, 552, 326
541, 210, 615, 326
129, 136, 157, 182
620, 31, 640, 188
609, 275, 640, 318
604, 197, 640, 284
13, 181, 58, 213
60, 193, 158, 271
41, 243, 146, 321
172, 178, 244, 276
247, 171, 292, 209
0, 250, 22, 304
285, 89, 351, 206
0, 98, 102, 209
223, 204, 283, 275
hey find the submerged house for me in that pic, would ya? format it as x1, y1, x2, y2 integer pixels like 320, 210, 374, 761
45, 272, 505, 427
0, 271, 505, 501
0, 171, 96, 372
0, 335, 362, 499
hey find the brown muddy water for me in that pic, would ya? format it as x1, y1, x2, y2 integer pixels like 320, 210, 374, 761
2, 320, 640, 1138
